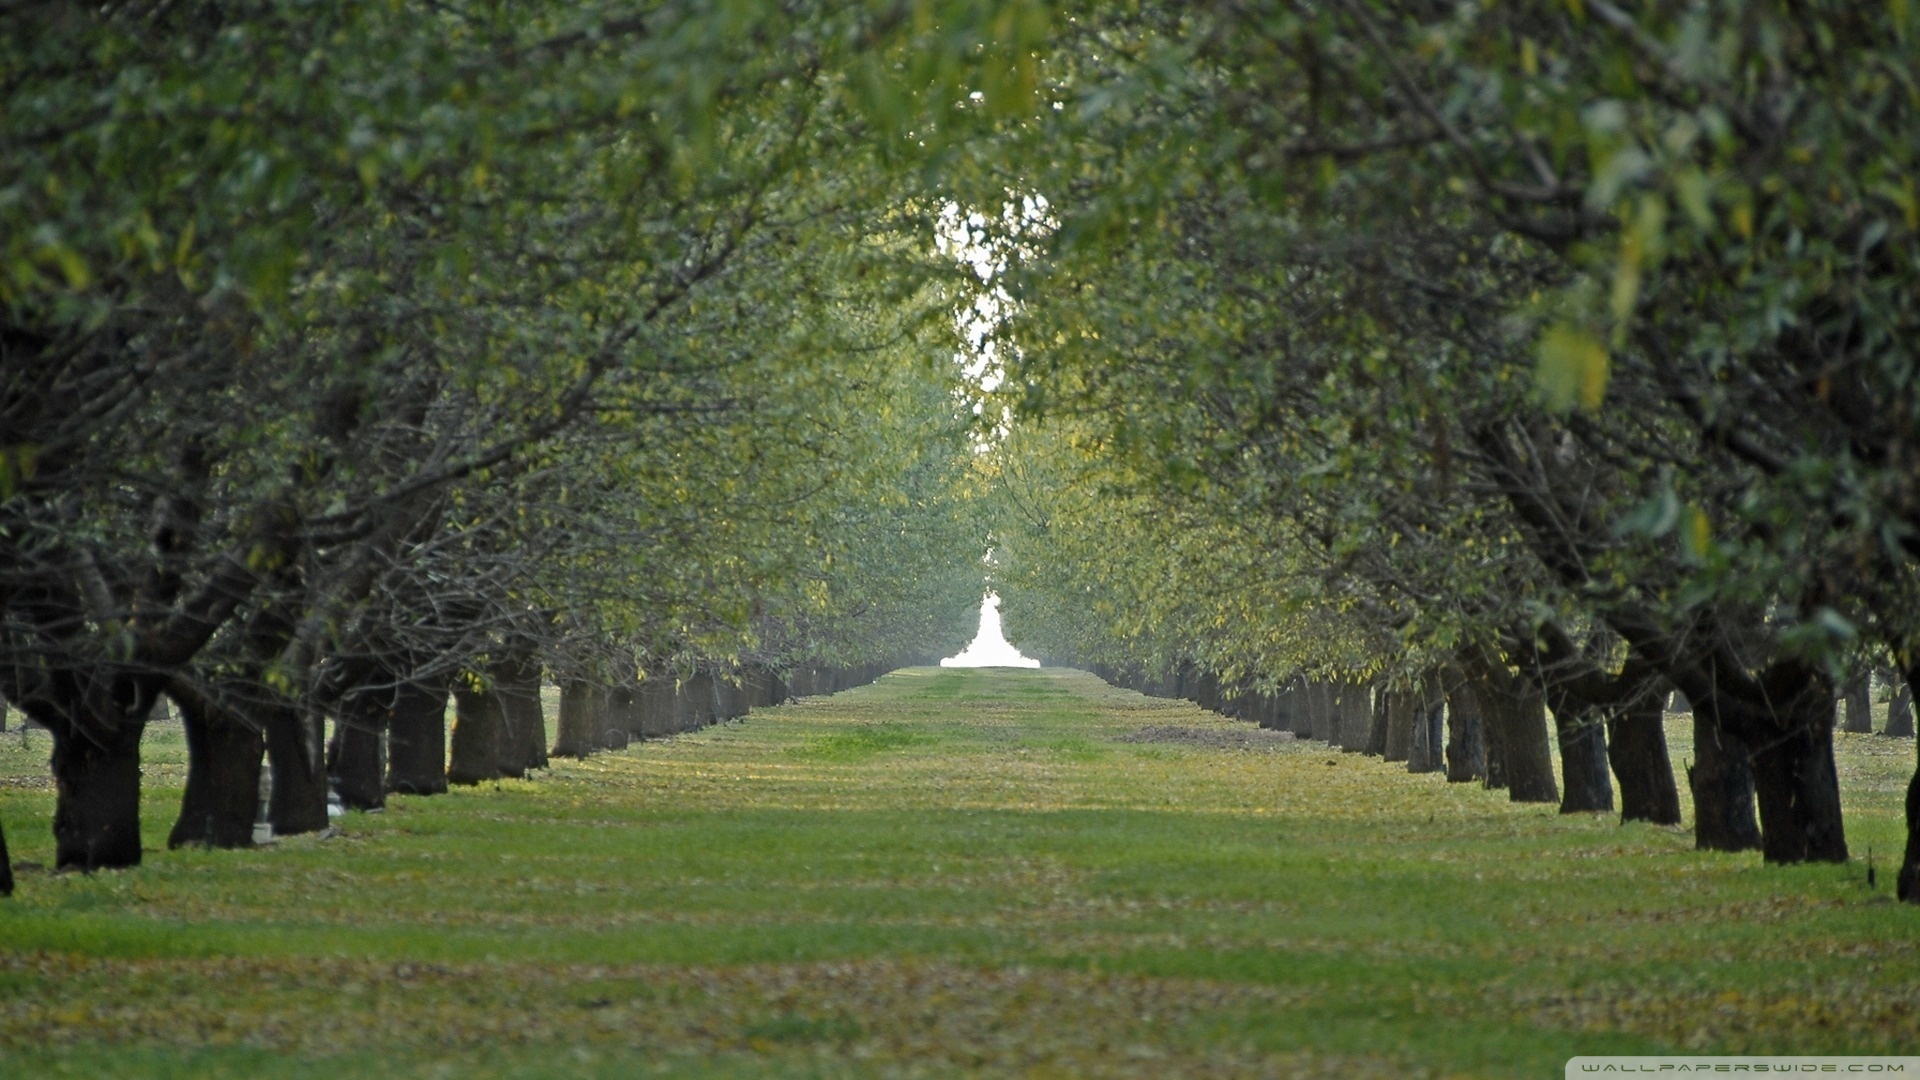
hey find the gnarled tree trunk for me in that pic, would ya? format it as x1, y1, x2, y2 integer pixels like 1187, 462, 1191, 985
264, 696, 329, 835
1466, 661, 1556, 804
494, 657, 547, 772
1687, 713, 1762, 852
1444, 678, 1485, 783
1553, 711, 1613, 814
1747, 693, 1848, 864
1335, 682, 1372, 751
1839, 671, 1874, 734
327, 690, 387, 812
448, 682, 506, 785
15, 675, 154, 869
1290, 680, 1320, 740
551, 679, 602, 758
1382, 689, 1414, 764
1885, 678, 1914, 738
386, 678, 449, 795
168, 680, 266, 848
1607, 698, 1681, 825
1407, 695, 1444, 775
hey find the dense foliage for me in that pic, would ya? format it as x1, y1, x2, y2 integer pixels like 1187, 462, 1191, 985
982, 1, 1920, 892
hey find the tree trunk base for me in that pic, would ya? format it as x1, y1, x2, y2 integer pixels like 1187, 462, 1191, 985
1688, 715, 1762, 852
1607, 701, 1681, 825
169, 690, 265, 849
50, 719, 146, 870
265, 704, 330, 836
386, 680, 448, 795
1555, 714, 1614, 814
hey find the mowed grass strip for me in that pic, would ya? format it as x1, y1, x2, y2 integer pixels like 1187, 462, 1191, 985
1, 667, 1916, 1078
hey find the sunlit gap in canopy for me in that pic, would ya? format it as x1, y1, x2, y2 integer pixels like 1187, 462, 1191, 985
940, 592, 1039, 668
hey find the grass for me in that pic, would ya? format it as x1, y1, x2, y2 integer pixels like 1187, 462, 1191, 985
1, 667, 1916, 1078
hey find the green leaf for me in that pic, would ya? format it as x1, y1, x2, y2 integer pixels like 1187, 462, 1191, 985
1535, 323, 1610, 412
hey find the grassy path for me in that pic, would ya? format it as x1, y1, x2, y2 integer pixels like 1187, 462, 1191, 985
1, 667, 1916, 1077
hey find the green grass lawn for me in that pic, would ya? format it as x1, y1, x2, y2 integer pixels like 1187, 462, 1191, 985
1, 667, 1916, 1078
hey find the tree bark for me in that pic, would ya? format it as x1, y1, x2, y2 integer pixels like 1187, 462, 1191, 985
1607, 698, 1681, 825
385, 678, 448, 795
1290, 680, 1319, 739
168, 681, 265, 848
1687, 713, 1762, 852
1747, 693, 1848, 863
1840, 670, 1874, 734
552, 679, 602, 758
687, 672, 717, 727
1900, 729, 1920, 903
607, 685, 641, 747
495, 657, 547, 772
262, 695, 329, 836
326, 694, 387, 812
49, 714, 147, 869
638, 678, 677, 737
1444, 681, 1486, 783
1305, 680, 1332, 742
1553, 710, 1613, 813
1334, 681, 1372, 751
1466, 662, 1556, 803
1365, 684, 1389, 756
1408, 696, 1444, 774
1383, 689, 1414, 763
1885, 679, 1914, 738
448, 682, 506, 785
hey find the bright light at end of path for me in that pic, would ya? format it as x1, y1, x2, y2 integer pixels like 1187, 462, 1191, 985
940, 593, 1039, 668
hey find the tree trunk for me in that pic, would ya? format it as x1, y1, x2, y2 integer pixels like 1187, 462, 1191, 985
1466, 664, 1556, 803
168, 683, 266, 848
494, 658, 547, 773
48, 713, 147, 869
1885, 679, 1914, 738
262, 696, 329, 835
638, 679, 677, 738
1262, 683, 1293, 731
1305, 676, 1336, 745
687, 673, 717, 727
1290, 681, 1319, 739
326, 682, 391, 813
0, 816, 11, 897
1746, 693, 1849, 864
1553, 710, 1613, 813
1444, 683, 1486, 783
1899, 729, 1920, 903
1840, 670, 1874, 734
552, 680, 600, 758
1408, 696, 1444, 774
1335, 682, 1372, 751
1382, 689, 1414, 763
1364, 685, 1389, 756
385, 678, 449, 795
1687, 713, 1762, 852
605, 686, 638, 748
448, 683, 506, 785
1607, 698, 1681, 825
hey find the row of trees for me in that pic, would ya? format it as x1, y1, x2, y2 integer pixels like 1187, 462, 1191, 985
982, 1, 1920, 900
0, 0, 1047, 886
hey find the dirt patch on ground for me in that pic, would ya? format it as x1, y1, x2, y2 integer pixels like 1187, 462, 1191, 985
1117, 725, 1297, 750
